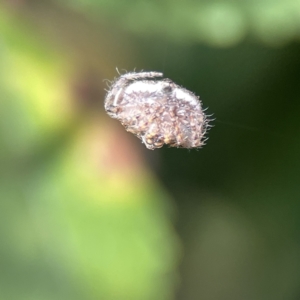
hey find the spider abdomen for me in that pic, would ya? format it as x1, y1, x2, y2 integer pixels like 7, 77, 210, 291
104, 72, 208, 150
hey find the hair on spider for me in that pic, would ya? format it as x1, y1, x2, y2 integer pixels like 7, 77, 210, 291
104, 70, 211, 150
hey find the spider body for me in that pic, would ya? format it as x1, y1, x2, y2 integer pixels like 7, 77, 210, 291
104, 71, 208, 150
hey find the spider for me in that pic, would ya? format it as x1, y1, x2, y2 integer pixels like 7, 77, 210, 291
104, 71, 209, 150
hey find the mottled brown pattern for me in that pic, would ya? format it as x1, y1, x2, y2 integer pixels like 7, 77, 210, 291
104, 72, 208, 150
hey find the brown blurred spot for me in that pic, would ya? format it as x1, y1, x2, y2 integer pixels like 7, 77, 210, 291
100, 121, 146, 176
70, 69, 106, 113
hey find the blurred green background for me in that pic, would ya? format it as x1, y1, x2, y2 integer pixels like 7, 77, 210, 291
1, 0, 300, 299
